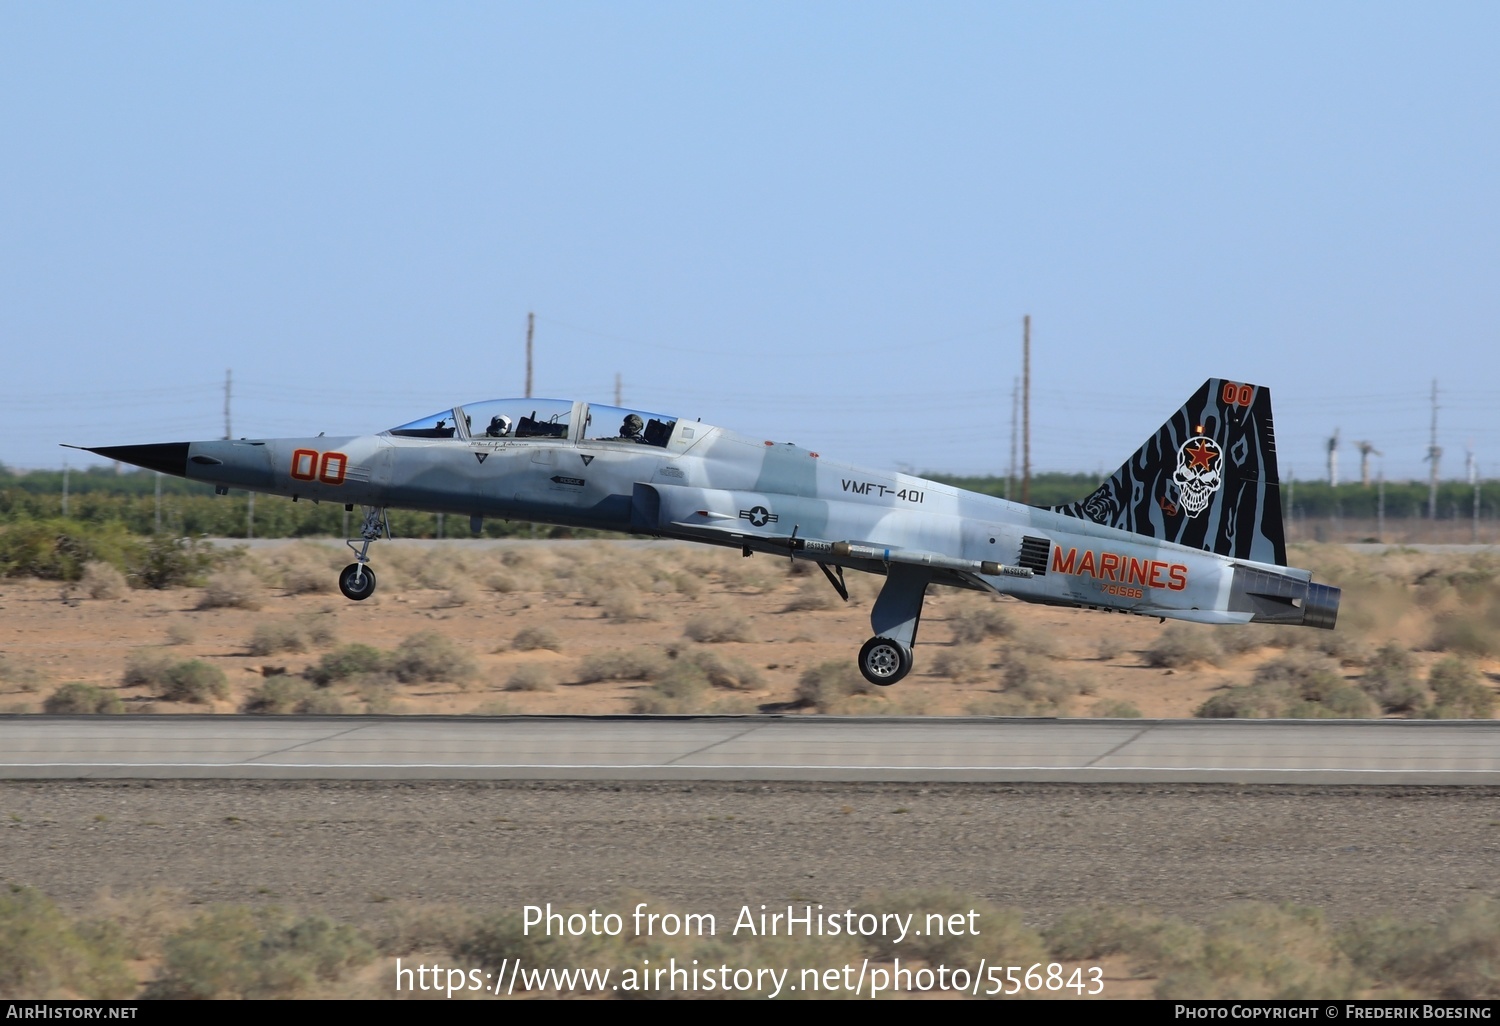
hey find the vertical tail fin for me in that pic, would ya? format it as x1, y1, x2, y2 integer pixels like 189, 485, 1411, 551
1049, 378, 1287, 566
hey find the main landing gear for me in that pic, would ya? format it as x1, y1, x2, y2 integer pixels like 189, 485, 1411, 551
339, 506, 389, 601
856, 564, 933, 687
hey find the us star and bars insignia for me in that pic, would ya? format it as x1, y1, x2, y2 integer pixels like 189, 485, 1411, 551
739, 506, 778, 527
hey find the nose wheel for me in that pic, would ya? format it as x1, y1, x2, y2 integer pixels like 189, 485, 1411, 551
338, 506, 389, 601
859, 636, 912, 687
339, 563, 377, 601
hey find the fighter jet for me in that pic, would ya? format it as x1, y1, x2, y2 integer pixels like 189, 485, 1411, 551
72, 378, 1339, 686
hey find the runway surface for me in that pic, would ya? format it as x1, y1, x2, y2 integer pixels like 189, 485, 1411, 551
3, 715, 1498, 784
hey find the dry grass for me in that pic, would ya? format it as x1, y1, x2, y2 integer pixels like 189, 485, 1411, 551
683, 611, 756, 643
3, 540, 1500, 720
574, 649, 668, 683
388, 632, 477, 687
80, 562, 127, 600
196, 568, 264, 610
1144, 625, 1223, 669
5, 875, 1500, 999
43, 682, 124, 714
947, 605, 1014, 645
509, 626, 563, 652
246, 620, 308, 656
930, 646, 990, 684
781, 578, 838, 612
504, 663, 557, 692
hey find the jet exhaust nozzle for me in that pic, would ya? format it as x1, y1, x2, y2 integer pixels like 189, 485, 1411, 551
1302, 582, 1340, 631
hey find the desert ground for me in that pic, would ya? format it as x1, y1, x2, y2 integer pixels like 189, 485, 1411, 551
0, 538, 1495, 719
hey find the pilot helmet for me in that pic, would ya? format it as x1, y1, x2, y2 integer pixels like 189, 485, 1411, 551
489, 415, 512, 437
623, 414, 644, 434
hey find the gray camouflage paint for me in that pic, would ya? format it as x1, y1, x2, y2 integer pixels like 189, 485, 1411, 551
115, 380, 1333, 659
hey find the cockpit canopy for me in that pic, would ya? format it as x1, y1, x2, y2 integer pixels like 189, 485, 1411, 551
388, 399, 680, 448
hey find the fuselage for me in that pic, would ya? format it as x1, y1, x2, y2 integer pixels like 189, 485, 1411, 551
157, 396, 1307, 627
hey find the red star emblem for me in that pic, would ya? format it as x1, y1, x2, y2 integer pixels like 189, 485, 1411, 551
1184, 439, 1217, 472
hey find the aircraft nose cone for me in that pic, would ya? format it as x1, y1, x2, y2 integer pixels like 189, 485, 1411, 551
85, 442, 190, 477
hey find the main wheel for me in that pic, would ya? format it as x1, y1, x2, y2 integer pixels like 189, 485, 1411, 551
858, 636, 912, 687
338, 563, 377, 601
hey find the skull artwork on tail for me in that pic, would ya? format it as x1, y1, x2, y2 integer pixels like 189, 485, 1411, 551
1172, 436, 1223, 517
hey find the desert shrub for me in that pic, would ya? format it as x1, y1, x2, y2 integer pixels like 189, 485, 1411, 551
0, 518, 140, 583
795, 660, 871, 711
1045, 905, 1155, 960
43, 682, 124, 715
574, 649, 666, 683
1217, 626, 1267, 656
164, 623, 196, 646
595, 587, 650, 620
678, 648, 762, 690
999, 653, 1079, 711
269, 545, 339, 595
947, 606, 1013, 645
1430, 607, 1500, 658
632, 662, 709, 713
300, 691, 347, 715
0, 653, 47, 693
669, 572, 704, 598
305, 616, 337, 647
441, 579, 479, 608
505, 664, 557, 693
0, 886, 134, 998
160, 661, 229, 704
1359, 643, 1426, 713
135, 535, 220, 590
1425, 657, 1495, 719
1253, 653, 1364, 716
247, 621, 308, 657
1340, 897, 1500, 999
196, 568, 264, 610
305, 644, 386, 686
1144, 625, 1222, 669
122, 648, 177, 688
358, 675, 397, 714
146, 906, 374, 999
389, 632, 477, 686
1196, 684, 1286, 719
1154, 903, 1363, 999
1095, 635, 1125, 661
450, 909, 616, 978
242, 676, 313, 714
510, 626, 562, 652
1284, 685, 1376, 719
1309, 630, 1373, 666
1090, 699, 1143, 718
80, 561, 127, 600
931, 646, 989, 683
859, 888, 1047, 968
683, 612, 755, 643
781, 579, 837, 612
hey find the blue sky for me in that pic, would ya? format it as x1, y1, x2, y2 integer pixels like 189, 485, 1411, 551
2, 3, 1496, 483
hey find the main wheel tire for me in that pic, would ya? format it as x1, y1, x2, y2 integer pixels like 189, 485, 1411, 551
858, 636, 912, 687
338, 563, 377, 601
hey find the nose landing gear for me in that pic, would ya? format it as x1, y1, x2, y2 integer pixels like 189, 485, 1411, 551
339, 506, 389, 601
